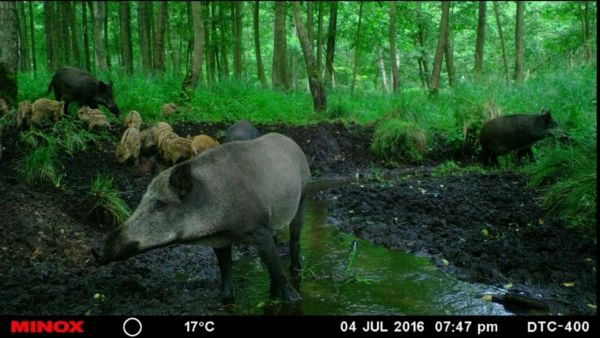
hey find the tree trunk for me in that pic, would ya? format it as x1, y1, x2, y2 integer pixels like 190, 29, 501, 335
430, 1, 450, 95
154, 1, 167, 72
219, 1, 229, 80
444, 4, 455, 88
232, 1, 243, 79
210, 1, 218, 80
43, 2, 56, 71
119, 2, 133, 74
514, 1, 524, 81
28, 1, 37, 73
292, 1, 326, 112
189, 0, 204, 89
493, 1, 509, 85
389, 1, 399, 92
272, 1, 288, 90
415, 1, 430, 89
378, 50, 389, 93
69, 1, 81, 68
104, 2, 110, 69
473, 1, 486, 75
324, 1, 337, 89
0, 1, 18, 108
92, 2, 107, 71
203, 2, 213, 84
61, 2, 72, 66
316, 1, 323, 77
16, 1, 30, 72
137, 1, 152, 74
579, 1, 591, 62
350, 2, 363, 93
306, 1, 313, 51
82, 1, 91, 72
253, 1, 266, 86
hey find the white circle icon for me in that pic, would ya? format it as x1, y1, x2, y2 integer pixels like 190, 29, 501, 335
123, 317, 142, 337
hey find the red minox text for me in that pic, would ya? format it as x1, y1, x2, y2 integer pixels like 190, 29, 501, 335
11, 320, 85, 333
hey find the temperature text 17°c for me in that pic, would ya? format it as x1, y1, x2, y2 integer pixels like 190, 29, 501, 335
184, 321, 215, 333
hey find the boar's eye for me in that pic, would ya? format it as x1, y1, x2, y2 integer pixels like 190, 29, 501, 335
153, 200, 168, 212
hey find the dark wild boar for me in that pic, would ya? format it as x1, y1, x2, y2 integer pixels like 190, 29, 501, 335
47, 67, 120, 116
224, 119, 261, 143
92, 133, 310, 303
479, 109, 558, 166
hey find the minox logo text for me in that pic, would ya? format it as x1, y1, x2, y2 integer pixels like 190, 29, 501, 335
11, 320, 85, 333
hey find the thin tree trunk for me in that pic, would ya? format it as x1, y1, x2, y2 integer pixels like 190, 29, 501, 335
210, 1, 218, 80
253, 1, 266, 86
473, 1, 487, 75
350, 2, 363, 93
154, 1, 167, 72
119, 2, 133, 74
272, 1, 288, 90
69, 1, 81, 68
579, 1, 591, 62
316, 1, 324, 77
292, 1, 326, 112
82, 1, 91, 72
514, 1, 525, 81
189, 0, 204, 89
493, 1, 509, 85
378, 50, 389, 93
16, 1, 30, 72
324, 1, 337, 89
204, 2, 213, 84
415, 1, 429, 89
103, 2, 110, 69
61, 2, 72, 65
444, 4, 455, 88
28, 1, 36, 73
232, 1, 243, 79
430, 1, 450, 94
0, 1, 18, 107
92, 2, 107, 71
137, 1, 152, 74
43, 2, 57, 71
389, 1, 399, 92
219, 1, 229, 79
307, 1, 313, 51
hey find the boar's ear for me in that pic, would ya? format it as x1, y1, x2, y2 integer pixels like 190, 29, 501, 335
169, 163, 193, 199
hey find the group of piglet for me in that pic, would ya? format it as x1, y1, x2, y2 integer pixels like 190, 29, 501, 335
115, 111, 219, 167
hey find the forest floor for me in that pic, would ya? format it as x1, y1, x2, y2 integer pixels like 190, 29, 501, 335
0, 121, 595, 315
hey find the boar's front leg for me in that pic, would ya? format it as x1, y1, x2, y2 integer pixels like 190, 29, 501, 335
254, 228, 302, 302
289, 199, 304, 280
214, 245, 234, 304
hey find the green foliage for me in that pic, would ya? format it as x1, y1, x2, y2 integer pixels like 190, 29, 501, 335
523, 136, 596, 233
17, 145, 61, 186
371, 119, 426, 163
88, 175, 132, 226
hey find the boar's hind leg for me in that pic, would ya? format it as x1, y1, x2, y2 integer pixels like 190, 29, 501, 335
289, 198, 304, 280
214, 245, 234, 304
255, 228, 302, 302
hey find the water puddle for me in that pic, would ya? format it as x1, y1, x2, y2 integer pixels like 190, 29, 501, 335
228, 198, 511, 315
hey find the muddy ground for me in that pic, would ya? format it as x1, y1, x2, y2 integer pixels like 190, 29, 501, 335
0, 120, 596, 315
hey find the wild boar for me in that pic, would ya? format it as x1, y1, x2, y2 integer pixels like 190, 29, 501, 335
30, 98, 64, 127
224, 119, 261, 143
77, 106, 111, 131
161, 103, 178, 117
159, 136, 192, 165
47, 66, 120, 116
124, 110, 142, 129
0, 98, 8, 116
189, 134, 220, 156
140, 122, 173, 154
479, 109, 558, 166
17, 100, 33, 129
116, 127, 141, 165
92, 133, 311, 303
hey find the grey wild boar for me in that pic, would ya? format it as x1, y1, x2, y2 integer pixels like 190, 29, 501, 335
224, 119, 261, 143
30, 98, 64, 127
159, 135, 192, 165
189, 134, 220, 156
92, 133, 311, 303
17, 100, 33, 129
47, 67, 120, 116
124, 110, 142, 129
479, 109, 558, 166
161, 103, 178, 117
116, 127, 141, 165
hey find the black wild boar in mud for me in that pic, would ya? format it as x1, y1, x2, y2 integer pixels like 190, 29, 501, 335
92, 133, 311, 303
224, 119, 261, 143
47, 67, 120, 116
479, 109, 558, 166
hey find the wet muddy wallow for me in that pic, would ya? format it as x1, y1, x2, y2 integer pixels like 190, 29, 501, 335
0, 120, 596, 315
